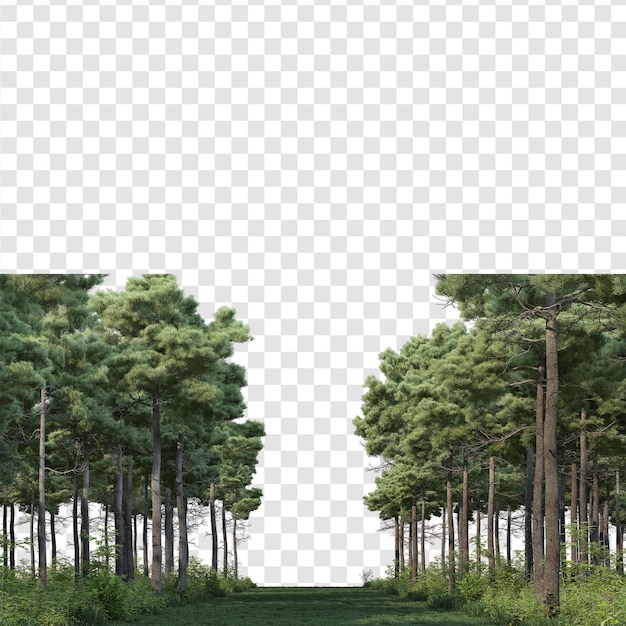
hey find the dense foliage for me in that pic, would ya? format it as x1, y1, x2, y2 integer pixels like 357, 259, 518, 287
355, 274, 626, 622
0, 274, 263, 621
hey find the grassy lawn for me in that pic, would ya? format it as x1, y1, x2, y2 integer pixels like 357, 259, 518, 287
108, 587, 494, 625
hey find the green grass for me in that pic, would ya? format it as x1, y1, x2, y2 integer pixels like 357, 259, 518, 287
107, 586, 494, 625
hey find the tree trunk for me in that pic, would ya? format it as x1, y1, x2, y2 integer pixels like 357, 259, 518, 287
579, 408, 589, 572
151, 392, 162, 594
38, 387, 47, 589
30, 496, 36, 579
571, 460, 578, 565
164, 488, 174, 579
441, 508, 446, 569
143, 472, 149, 577
177, 434, 188, 597
9, 503, 15, 570
400, 516, 405, 572
411, 496, 418, 582
125, 460, 134, 580
543, 292, 560, 617
104, 502, 110, 570
134, 514, 139, 572
488, 455, 495, 578
533, 357, 545, 597
447, 445, 455, 594
602, 498, 610, 567
210, 482, 218, 571
50, 512, 56, 564
460, 449, 469, 575
421, 497, 427, 578
81, 444, 90, 578
73, 478, 80, 578
222, 504, 228, 575
495, 505, 501, 561
524, 450, 533, 582
590, 454, 600, 565
617, 469, 623, 574
115, 445, 125, 577
506, 505, 512, 564
476, 504, 482, 570
2, 504, 7, 568
233, 517, 238, 580
394, 515, 400, 577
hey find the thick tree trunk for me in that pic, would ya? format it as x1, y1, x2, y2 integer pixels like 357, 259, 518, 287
524, 450, 533, 582
115, 445, 125, 577
579, 408, 589, 572
81, 444, 90, 578
571, 460, 578, 565
38, 387, 47, 589
446, 445, 455, 594
543, 292, 560, 617
125, 460, 134, 580
488, 456, 495, 578
164, 488, 174, 579
533, 357, 545, 597
210, 482, 218, 570
151, 392, 162, 594
177, 434, 188, 596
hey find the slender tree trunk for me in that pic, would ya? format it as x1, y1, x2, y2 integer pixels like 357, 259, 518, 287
30, 496, 36, 579
408, 513, 414, 577
421, 497, 427, 578
210, 482, 218, 570
177, 434, 188, 596
525, 450, 533, 582
617, 469, 623, 574
3, 504, 7, 568
400, 516, 405, 572
579, 408, 589, 572
134, 513, 138, 572
460, 449, 469, 575
38, 387, 47, 588
104, 502, 110, 570
602, 498, 610, 567
495, 505, 501, 561
164, 488, 174, 579
533, 356, 546, 597
222, 504, 228, 575
81, 444, 90, 578
543, 292, 560, 617
151, 392, 162, 594
488, 456, 495, 578
476, 504, 482, 571
411, 496, 418, 583
115, 445, 125, 577
394, 515, 400, 577
50, 512, 56, 564
441, 508, 446, 569
571, 460, 578, 565
447, 445, 455, 594
73, 478, 80, 578
233, 517, 238, 580
143, 472, 149, 577
506, 505, 512, 564
590, 454, 600, 565
125, 460, 134, 581
9, 503, 15, 570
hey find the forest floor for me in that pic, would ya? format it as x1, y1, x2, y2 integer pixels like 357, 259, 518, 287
107, 586, 494, 625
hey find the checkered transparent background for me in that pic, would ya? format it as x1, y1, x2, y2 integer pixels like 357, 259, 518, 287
1, 0, 626, 585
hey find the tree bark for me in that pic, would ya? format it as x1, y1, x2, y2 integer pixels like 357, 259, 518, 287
2, 504, 7, 568
533, 357, 545, 597
81, 444, 90, 578
543, 292, 560, 617
177, 434, 188, 597
210, 482, 218, 571
524, 450, 533, 582
38, 387, 47, 589
488, 456, 495, 578
164, 488, 174, 579
73, 478, 80, 578
447, 445, 455, 594
579, 408, 588, 572
50, 512, 56, 564
9, 504, 15, 570
151, 392, 162, 594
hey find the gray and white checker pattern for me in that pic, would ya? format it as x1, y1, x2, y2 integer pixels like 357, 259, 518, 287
1, 0, 625, 585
